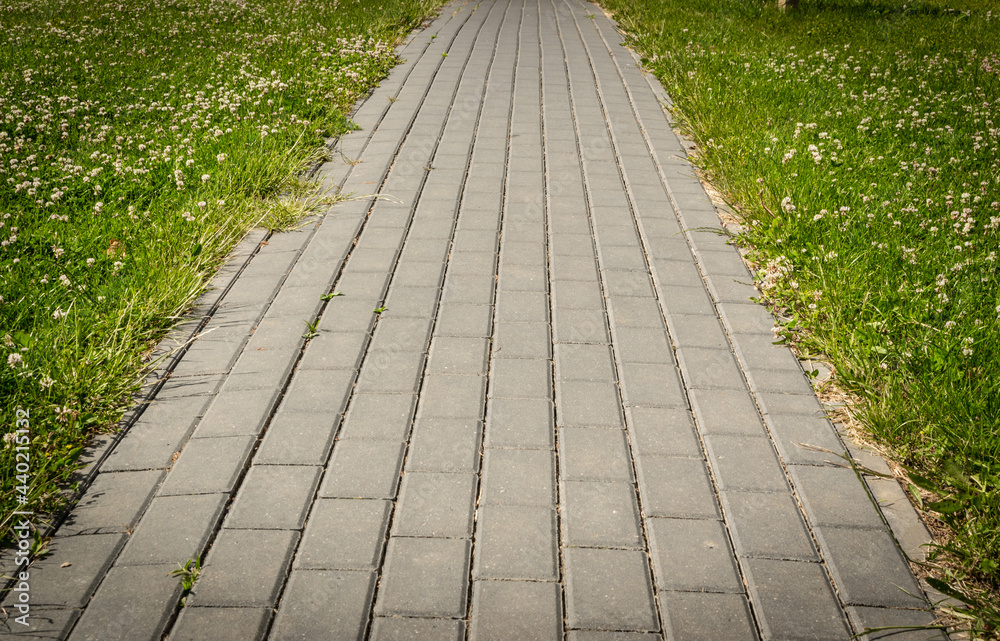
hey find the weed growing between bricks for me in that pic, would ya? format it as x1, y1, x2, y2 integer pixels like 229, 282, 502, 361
0, 0, 447, 543
598, 0, 1000, 635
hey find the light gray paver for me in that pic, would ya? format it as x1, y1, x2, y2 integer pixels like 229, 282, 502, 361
168, 608, 269, 641
564, 548, 658, 632
117, 493, 227, 566
646, 518, 742, 593
224, 465, 321, 530
67, 564, 181, 641
58, 470, 163, 536
473, 505, 558, 581
660, 591, 759, 641
743, 558, 851, 640
188, 529, 298, 607
370, 618, 466, 641
374, 537, 471, 618
470, 580, 562, 641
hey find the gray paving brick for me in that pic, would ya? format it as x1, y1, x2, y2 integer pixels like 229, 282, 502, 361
375, 537, 471, 617
188, 528, 298, 607
334, 270, 391, 301
635, 455, 719, 519
0, 608, 80, 638
391, 260, 447, 289
449, 251, 498, 278
550, 254, 599, 282
354, 349, 425, 394
658, 284, 716, 316
704, 274, 759, 304
607, 296, 663, 329
470, 580, 562, 641
319, 440, 405, 499
317, 298, 380, 334
67, 564, 181, 641
745, 366, 816, 396
371, 316, 434, 353
720, 489, 817, 561
552, 307, 610, 344
495, 290, 549, 324
118, 493, 227, 566
598, 245, 649, 272
399, 237, 450, 264
157, 435, 255, 496
489, 358, 551, 398
59, 470, 162, 536
566, 633, 662, 641
554, 343, 616, 382
225, 465, 321, 530
338, 393, 416, 441
279, 368, 355, 415
194, 388, 280, 437
393, 472, 478, 537
255, 411, 339, 465
473, 505, 558, 580
492, 321, 551, 358
676, 347, 747, 391
498, 262, 547, 292
788, 464, 885, 529
613, 326, 674, 364
813, 525, 925, 608
442, 274, 495, 305
155, 374, 224, 399
762, 412, 848, 466
552, 279, 606, 310
550, 233, 595, 257
562, 480, 642, 548
270, 569, 375, 641
1, 534, 126, 608
564, 548, 658, 631
559, 427, 633, 481
666, 313, 730, 350
647, 518, 742, 593
845, 607, 943, 641
555, 380, 623, 427
625, 407, 702, 458
484, 397, 554, 449
169, 607, 269, 641
370, 618, 465, 641
755, 390, 825, 417
382, 285, 440, 318
703, 435, 789, 492
743, 558, 851, 641
295, 498, 390, 570
619, 362, 687, 408
660, 591, 758, 641
481, 448, 555, 506
407, 417, 482, 472
427, 336, 490, 375
688, 388, 766, 436
435, 303, 493, 337
418, 374, 486, 419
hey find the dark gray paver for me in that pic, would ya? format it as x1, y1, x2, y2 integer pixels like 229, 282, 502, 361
156, 435, 256, 496
0, 609, 81, 639
743, 558, 851, 641
169, 608, 269, 641
480, 448, 555, 506
58, 470, 163, 536
1, 534, 126, 608
392, 472, 477, 537
788, 464, 886, 529
484, 397, 554, 449
626, 406, 702, 458
634, 456, 719, 519
647, 517, 742, 593
339, 393, 416, 441
702, 435, 789, 492
473, 505, 558, 581
254, 411, 339, 466
719, 490, 817, 561
845, 607, 945, 641
470, 580, 562, 641
188, 529, 298, 607
374, 537, 471, 618
319, 440, 405, 499
406, 417, 483, 473
117, 493, 227, 566
562, 480, 642, 548
294, 498, 390, 571
564, 548, 658, 632
370, 618, 466, 641
813, 525, 926, 608
660, 591, 759, 641
224, 465, 321, 530
269, 570, 375, 641
559, 427, 634, 481
99, 400, 208, 472
66, 564, 181, 641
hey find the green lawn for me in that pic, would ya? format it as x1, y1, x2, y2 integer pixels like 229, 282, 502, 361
599, 0, 1000, 633
0, 0, 443, 542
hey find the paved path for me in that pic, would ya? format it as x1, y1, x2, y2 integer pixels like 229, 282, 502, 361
2, 0, 941, 639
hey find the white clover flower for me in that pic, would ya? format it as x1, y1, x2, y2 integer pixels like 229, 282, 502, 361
7, 353, 22, 368
40, 376, 54, 390
201, 174, 210, 183
59, 274, 71, 287
53, 308, 68, 320
52, 245, 64, 258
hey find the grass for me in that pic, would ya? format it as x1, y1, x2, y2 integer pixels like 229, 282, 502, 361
0, 0, 445, 542
598, 0, 1000, 635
